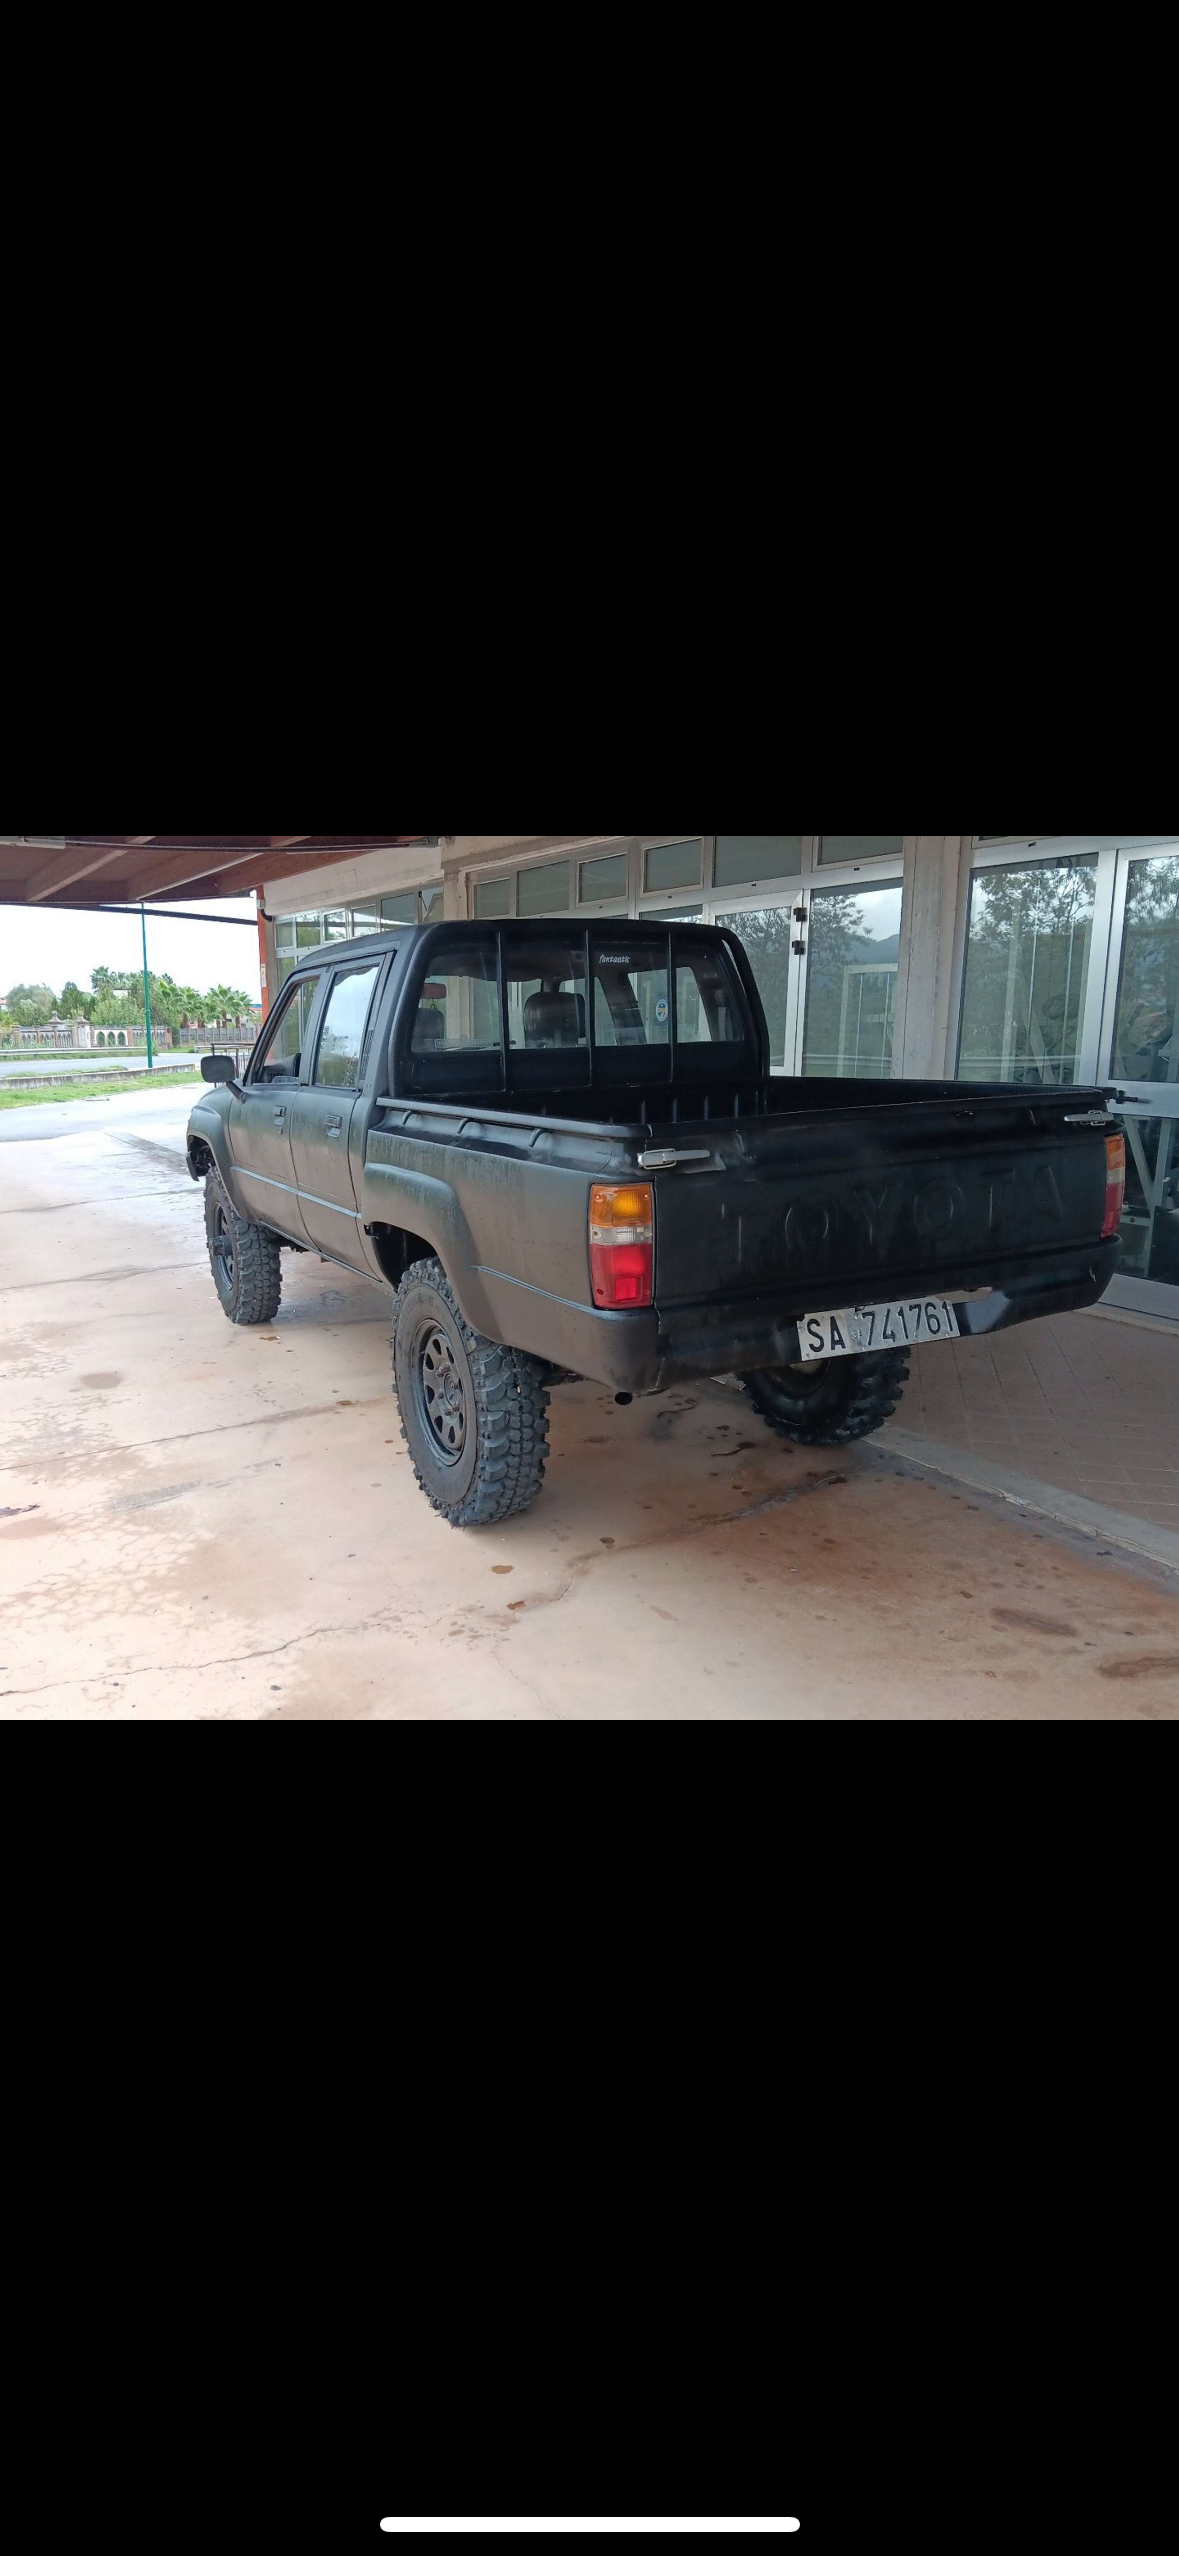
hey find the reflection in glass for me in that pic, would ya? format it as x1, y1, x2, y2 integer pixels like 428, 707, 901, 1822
517, 863, 571, 916
714, 837, 803, 887
715, 908, 793, 1068
644, 842, 701, 893
420, 884, 445, 924
1112, 855, 1179, 1086
381, 894, 417, 925
803, 884, 902, 1078
957, 859, 1097, 1087
474, 877, 511, 919
580, 854, 629, 903
315, 965, 381, 1088
1115, 1112, 1179, 1289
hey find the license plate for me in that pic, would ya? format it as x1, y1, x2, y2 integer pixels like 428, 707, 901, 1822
797, 1298, 961, 1360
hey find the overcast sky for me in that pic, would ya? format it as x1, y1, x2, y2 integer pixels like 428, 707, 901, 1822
0, 896, 262, 1003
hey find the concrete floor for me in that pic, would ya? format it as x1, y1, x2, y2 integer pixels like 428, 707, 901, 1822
3, 1086, 1179, 1721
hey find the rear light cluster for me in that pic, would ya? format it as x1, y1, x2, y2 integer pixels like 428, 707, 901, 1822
590, 1183, 654, 1308
1102, 1134, 1126, 1240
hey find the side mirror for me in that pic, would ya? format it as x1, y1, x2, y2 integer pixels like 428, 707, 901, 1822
201, 1054, 238, 1086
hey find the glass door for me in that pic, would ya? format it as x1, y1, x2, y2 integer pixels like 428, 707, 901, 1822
1100, 845, 1179, 1319
711, 884, 806, 1073
797, 877, 904, 1079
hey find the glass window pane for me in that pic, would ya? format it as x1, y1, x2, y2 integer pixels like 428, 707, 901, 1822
715, 908, 793, 1069
314, 965, 381, 1090
380, 894, 418, 925
1113, 1112, 1179, 1289
296, 918, 324, 949
958, 858, 1097, 1088
254, 976, 321, 1081
517, 862, 571, 916
276, 919, 297, 951
503, 933, 588, 1052
321, 911, 350, 941
673, 938, 745, 1045
349, 906, 381, 936
817, 836, 904, 866
714, 836, 804, 887
644, 841, 701, 893
579, 853, 629, 903
474, 877, 512, 919
1111, 855, 1179, 1086
803, 883, 903, 1079
592, 938, 669, 1048
411, 943, 501, 1057
419, 883, 445, 924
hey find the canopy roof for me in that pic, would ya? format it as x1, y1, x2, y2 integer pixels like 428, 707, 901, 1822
0, 837, 429, 909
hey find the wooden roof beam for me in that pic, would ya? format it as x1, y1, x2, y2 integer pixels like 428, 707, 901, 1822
24, 841, 146, 902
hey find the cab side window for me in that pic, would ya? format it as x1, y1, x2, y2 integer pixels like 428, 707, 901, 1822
314, 964, 382, 1090
252, 976, 322, 1084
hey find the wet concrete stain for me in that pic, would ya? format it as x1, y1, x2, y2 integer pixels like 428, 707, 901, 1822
1097, 1654, 1177, 1683
991, 1607, 1077, 1639
72, 1373, 123, 1391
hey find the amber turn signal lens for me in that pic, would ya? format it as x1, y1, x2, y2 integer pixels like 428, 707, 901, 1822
590, 1184, 653, 1230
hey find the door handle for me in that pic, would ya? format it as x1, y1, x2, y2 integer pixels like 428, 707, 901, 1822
273, 1107, 287, 1124
326, 1120, 343, 1138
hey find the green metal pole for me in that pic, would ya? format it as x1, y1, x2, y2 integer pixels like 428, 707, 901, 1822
141, 902, 154, 1071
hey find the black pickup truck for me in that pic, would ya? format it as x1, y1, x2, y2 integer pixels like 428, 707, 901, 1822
187, 919, 1126, 1527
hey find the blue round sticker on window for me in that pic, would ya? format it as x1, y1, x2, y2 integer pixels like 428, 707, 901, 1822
655, 997, 669, 1024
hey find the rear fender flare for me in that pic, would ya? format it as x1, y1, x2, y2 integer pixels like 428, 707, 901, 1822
362, 1161, 500, 1337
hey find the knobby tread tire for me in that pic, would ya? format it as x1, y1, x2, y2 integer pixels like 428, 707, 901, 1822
204, 1171, 283, 1326
744, 1349, 911, 1447
392, 1257, 550, 1528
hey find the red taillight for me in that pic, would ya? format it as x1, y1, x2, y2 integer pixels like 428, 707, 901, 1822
589, 1183, 654, 1309
1102, 1134, 1126, 1240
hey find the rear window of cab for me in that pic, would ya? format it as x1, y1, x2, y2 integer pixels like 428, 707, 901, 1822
400, 929, 752, 1092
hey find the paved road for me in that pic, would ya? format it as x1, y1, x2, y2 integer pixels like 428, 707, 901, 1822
3, 1088, 1178, 1718
0, 1051, 205, 1081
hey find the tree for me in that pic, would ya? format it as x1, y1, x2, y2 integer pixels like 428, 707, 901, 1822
59, 981, 93, 1019
6, 982, 57, 1019
204, 983, 254, 1021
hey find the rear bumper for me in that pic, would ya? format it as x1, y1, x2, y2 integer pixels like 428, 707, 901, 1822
480, 1243, 1121, 1397
650, 1242, 1122, 1388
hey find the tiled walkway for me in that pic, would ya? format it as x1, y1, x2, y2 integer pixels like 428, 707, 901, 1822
889, 1308, 1179, 1535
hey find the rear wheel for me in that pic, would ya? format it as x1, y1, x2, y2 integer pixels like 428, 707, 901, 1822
743, 1349, 910, 1447
204, 1172, 283, 1326
393, 1257, 550, 1527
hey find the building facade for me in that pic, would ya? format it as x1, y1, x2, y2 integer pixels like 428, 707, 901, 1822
258, 834, 1179, 1327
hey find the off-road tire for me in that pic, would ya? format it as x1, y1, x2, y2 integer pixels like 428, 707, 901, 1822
743, 1349, 910, 1447
204, 1170, 283, 1326
392, 1256, 550, 1528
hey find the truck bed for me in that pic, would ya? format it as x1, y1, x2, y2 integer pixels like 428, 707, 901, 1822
367, 1075, 1120, 1391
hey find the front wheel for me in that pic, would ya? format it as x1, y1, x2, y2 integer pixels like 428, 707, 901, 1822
393, 1257, 550, 1527
744, 1349, 910, 1447
204, 1172, 283, 1326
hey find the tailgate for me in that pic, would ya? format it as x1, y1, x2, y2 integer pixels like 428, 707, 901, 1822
650, 1091, 1113, 1308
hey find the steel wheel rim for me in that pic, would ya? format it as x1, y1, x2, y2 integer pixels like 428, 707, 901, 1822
213, 1201, 235, 1289
416, 1323, 467, 1464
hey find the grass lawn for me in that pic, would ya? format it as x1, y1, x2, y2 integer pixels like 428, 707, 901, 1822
0, 1073, 204, 1111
